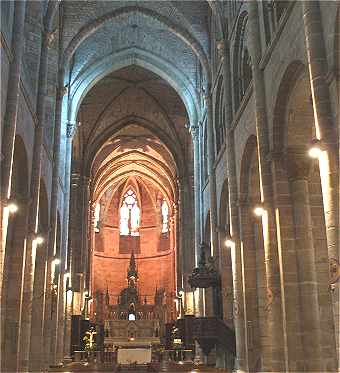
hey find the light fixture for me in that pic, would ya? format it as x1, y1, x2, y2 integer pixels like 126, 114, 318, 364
225, 239, 235, 248
253, 205, 265, 217
177, 289, 184, 298
66, 286, 73, 303
64, 272, 70, 279
308, 138, 322, 158
224, 233, 234, 248
35, 235, 44, 245
7, 201, 18, 213
52, 257, 61, 266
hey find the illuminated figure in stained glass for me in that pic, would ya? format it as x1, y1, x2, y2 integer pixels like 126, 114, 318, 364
94, 203, 101, 232
120, 189, 140, 236
161, 199, 169, 233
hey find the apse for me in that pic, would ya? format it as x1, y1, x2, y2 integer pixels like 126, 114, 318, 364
71, 64, 193, 325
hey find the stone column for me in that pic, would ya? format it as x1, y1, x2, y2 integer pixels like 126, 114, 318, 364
62, 121, 76, 361
81, 176, 91, 292
18, 20, 56, 372
302, 1, 339, 356
89, 203, 96, 303
56, 273, 66, 364
28, 22, 59, 372
0, 0, 26, 197
18, 233, 38, 371
190, 124, 201, 266
0, 0, 26, 301
63, 120, 75, 277
42, 51, 65, 363
169, 215, 176, 295
247, 2, 285, 371
205, 93, 219, 258
177, 181, 184, 292
1, 198, 29, 373
63, 285, 73, 362
286, 151, 322, 371
217, 40, 247, 371
29, 235, 49, 372
218, 228, 233, 323
47, 262, 62, 368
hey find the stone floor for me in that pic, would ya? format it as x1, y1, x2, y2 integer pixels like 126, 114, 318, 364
48, 361, 231, 373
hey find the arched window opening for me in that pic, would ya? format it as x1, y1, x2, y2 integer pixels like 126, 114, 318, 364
233, 13, 252, 112
215, 78, 226, 155
263, 1, 289, 45
94, 203, 101, 233
203, 122, 209, 181
120, 189, 140, 236
161, 199, 169, 233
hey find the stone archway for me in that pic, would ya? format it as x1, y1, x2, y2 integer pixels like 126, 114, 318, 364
273, 64, 337, 371
29, 180, 50, 372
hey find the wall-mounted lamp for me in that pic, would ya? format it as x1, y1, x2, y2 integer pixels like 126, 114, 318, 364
64, 272, 70, 280
177, 289, 184, 298
225, 238, 235, 248
34, 235, 44, 245
7, 201, 18, 214
52, 257, 61, 266
253, 205, 265, 217
308, 138, 323, 159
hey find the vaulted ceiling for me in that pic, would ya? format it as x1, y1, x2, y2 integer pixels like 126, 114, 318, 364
67, 1, 210, 203
73, 65, 192, 204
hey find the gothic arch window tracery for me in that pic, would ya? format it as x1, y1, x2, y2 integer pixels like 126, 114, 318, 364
203, 122, 209, 181
215, 76, 226, 154
262, 1, 289, 45
233, 12, 252, 112
120, 189, 140, 236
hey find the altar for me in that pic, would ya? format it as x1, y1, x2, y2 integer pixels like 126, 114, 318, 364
102, 252, 167, 351
117, 346, 152, 365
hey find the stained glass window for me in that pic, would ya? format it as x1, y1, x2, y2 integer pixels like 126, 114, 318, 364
161, 199, 169, 233
120, 189, 140, 236
94, 203, 101, 232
